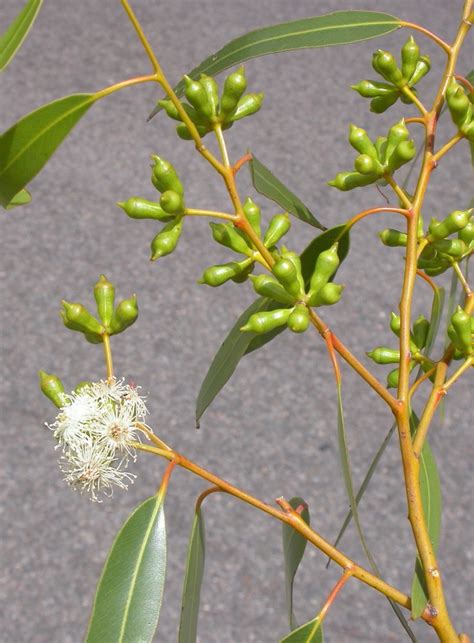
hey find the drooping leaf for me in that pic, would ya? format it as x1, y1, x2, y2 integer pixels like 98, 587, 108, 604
149, 11, 400, 118
5, 187, 31, 209
410, 416, 442, 620
280, 616, 323, 643
249, 154, 325, 230
195, 225, 350, 424
195, 296, 273, 425
282, 497, 310, 630
335, 386, 417, 641
0, 93, 95, 207
424, 285, 445, 358
86, 495, 167, 643
0, 0, 42, 72
179, 507, 206, 643
328, 422, 396, 557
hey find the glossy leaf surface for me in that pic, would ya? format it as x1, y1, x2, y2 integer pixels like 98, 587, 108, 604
282, 497, 310, 630
86, 495, 167, 643
280, 616, 323, 643
410, 415, 442, 620
0, 93, 94, 207
150, 11, 399, 117
249, 154, 325, 230
179, 507, 206, 643
0, 0, 42, 71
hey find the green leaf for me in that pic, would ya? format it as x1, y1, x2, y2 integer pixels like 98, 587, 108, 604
328, 422, 396, 557
179, 507, 206, 643
282, 497, 310, 630
280, 616, 323, 643
149, 11, 400, 118
335, 387, 418, 641
410, 416, 442, 620
5, 187, 31, 209
86, 495, 167, 643
0, 0, 42, 72
0, 93, 95, 207
195, 225, 350, 424
195, 296, 273, 425
249, 154, 326, 230
425, 286, 445, 358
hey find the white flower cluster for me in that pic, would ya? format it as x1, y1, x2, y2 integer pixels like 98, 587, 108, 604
48, 378, 148, 501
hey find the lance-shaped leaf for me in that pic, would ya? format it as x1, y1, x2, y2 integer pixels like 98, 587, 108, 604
282, 497, 310, 630
5, 188, 31, 209
0, 93, 95, 207
195, 225, 350, 424
249, 154, 325, 230
280, 616, 324, 643
410, 416, 442, 620
0, 0, 43, 72
179, 507, 206, 643
149, 11, 400, 118
85, 495, 167, 643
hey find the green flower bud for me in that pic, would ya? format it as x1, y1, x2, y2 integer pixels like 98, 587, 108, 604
401, 36, 420, 82
39, 370, 66, 407
451, 306, 473, 355
458, 221, 474, 245
176, 123, 209, 140
199, 74, 219, 118
348, 125, 378, 157
424, 264, 450, 276
372, 50, 404, 86
354, 153, 383, 176
263, 213, 291, 247
351, 79, 395, 98
308, 243, 340, 303
390, 312, 401, 336
463, 120, 474, 141
158, 99, 181, 121
94, 275, 115, 329
75, 381, 92, 393
387, 361, 416, 388
229, 93, 264, 121
243, 197, 261, 237
231, 259, 254, 283
379, 228, 408, 247
367, 347, 400, 364
250, 274, 296, 304
151, 156, 184, 195
117, 197, 174, 221
447, 323, 464, 352
184, 76, 213, 120
413, 315, 430, 349
386, 140, 417, 172
150, 216, 184, 260
109, 295, 138, 335
288, 304, 310, 333
160, 190, 184, 214
61, 301, 104, 336
198, 261, 250, 287
385, 120, 409, 164
433, 238, 466, 258
209, 222, 252, 255
408, 54, 430, 86
446, 80, 472, 128
375, 136, 388, 162
219, 66, 247, 119
428, 210, 471, 240
240, 308, 291, 334
370, 92, 399, 114
328, 171, 377, 191
272, 258, 303, 297
311, 283, 344, 307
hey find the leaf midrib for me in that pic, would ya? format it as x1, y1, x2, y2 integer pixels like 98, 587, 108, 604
118, 498, 161, 642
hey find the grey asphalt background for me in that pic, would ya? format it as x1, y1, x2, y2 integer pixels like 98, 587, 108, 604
1, 1, 473, 641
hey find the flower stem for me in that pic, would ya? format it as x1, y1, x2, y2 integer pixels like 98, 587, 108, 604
102, 333, 114, 381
